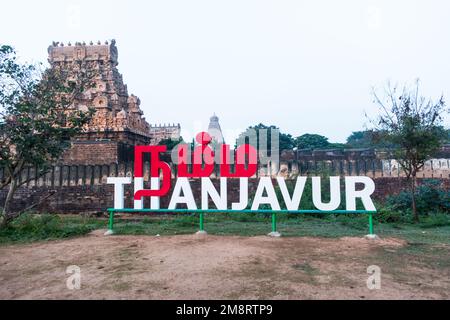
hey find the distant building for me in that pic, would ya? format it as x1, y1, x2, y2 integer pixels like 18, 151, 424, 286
149, 123, 181, 144
207, 113, 224, 145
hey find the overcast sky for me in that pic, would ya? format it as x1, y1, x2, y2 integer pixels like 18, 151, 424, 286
1, 0, 449, 143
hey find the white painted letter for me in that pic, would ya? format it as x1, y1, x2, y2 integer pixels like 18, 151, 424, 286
251, 177, 281, 210
150, 177, 160, 209
107, 177, 131, 209
277, 177, 307, 210
312, 177, 341, 211
134, 177, 144, 209
231, 178, 248, 210
168, 178, 197, 209
134, 177, 162, 209
345, 176, 376, 211
201, 178, 227, 210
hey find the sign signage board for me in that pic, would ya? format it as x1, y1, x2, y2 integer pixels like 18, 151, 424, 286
106, 132, 377, 237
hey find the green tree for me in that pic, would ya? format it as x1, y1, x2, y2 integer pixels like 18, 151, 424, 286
327, 142, 347, 150
346, 131, 374, 148
0, 45, 95, 228
157, 137, 184, 151
238, 123, 294, 154
294, 134, 330, 150
346, 130, 394, 149
370, 81, 448, 222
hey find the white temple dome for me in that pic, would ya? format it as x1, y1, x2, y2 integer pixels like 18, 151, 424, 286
208, 113, 224, 144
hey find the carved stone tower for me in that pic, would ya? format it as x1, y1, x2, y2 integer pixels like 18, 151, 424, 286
48, 40, 152, 146
208, 113, 224, 144
47, 40, 180, 164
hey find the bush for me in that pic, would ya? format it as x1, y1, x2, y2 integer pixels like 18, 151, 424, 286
375, 206, 410, 223
385, 179, 449, 215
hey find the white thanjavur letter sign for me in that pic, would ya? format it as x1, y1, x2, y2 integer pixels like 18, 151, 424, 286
107, 176, 376, 211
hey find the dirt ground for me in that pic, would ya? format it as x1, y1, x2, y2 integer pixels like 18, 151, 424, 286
0, 231, 449, 299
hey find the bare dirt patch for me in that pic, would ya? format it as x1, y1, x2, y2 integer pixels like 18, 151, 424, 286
0, 232, 448, 299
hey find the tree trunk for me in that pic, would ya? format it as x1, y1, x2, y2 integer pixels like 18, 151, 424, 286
411, 173, 419, 223
0, 178, 17, 229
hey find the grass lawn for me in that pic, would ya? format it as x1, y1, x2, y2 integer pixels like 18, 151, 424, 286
1, 212, 449, 246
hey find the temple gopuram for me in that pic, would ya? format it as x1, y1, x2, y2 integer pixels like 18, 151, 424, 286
47, 40, 180, 165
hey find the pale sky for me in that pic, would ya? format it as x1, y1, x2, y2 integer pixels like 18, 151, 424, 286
1, 0, 449, 143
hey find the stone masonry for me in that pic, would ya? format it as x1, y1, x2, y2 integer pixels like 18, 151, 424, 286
48, 40, 180, 165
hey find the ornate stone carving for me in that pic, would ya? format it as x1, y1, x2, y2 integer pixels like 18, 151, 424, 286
48, 40, 181, 145
48, 40, 151, 136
